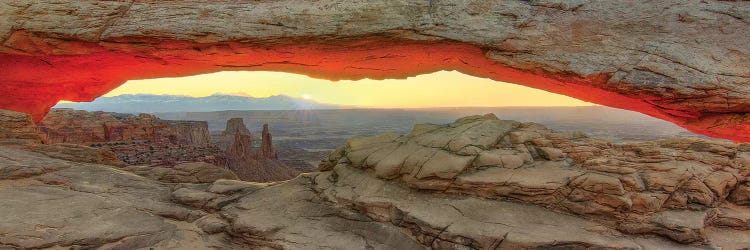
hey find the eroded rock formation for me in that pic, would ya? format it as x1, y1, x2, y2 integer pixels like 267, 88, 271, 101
317, 114, 750, 247
40, 109, 209, 145
1, 114, 749, 249
226, 129, 256, 167
260, 123, 277, 160
0, 109, 45, 144
215, 117, 252, 151
120, 162, 239, 184
168, 120, 212, 146
224, 119, 298, 182
37, 109, 225, 166
222, 118, 251, 137
25, 143, 124, 167
0, 0, 748, 142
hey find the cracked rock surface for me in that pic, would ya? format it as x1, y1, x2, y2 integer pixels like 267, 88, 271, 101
1, 114, 749, 249
316, 114, 750, 247
0, 0, 748, 142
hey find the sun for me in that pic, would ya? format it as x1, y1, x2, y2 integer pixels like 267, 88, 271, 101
302, 94, 313, 100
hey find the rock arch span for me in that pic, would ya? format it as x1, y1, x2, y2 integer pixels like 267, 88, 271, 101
0, 0, 748, 141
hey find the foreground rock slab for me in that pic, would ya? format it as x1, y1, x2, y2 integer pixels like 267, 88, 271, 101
318, 114, 750, 247
0, 146, 218, 249
0, 115, 749, 249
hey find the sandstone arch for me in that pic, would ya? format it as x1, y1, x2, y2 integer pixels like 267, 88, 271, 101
1, 0, 748, 141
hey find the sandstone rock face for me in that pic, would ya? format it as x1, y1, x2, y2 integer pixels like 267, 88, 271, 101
226, 130, 255, 165
221, 118, 250, 137
0, 0, 749, 142
120, 162, 238, 184
40, 109, 209, 145
215, 117, 252, 151
25, 143, 123, 166
0, 146, 218, 249
1, 115, 749, 248
320, 114, 750, 245
225, 124, 298, 182
163, 120, 211, 146
259, 123, 277, 159
38, 109, 225, 166
222, 118, 299, 182
0, 109, 44, 144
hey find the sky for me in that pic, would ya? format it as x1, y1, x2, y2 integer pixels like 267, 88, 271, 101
97, 70, 594, 108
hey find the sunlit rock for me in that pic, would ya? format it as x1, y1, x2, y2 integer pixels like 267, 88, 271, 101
0, 0, 748, 141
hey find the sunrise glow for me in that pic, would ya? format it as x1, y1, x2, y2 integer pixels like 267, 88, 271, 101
98, 71, 595, 108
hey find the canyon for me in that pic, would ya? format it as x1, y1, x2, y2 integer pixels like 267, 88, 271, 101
40, 109, 210, 145
0, 1, 749, 249
35, 108, 299, 182
221, 118, 299, 182
39, 109, 224, 167
0, 109, 748, 249
0, 0, 748, 142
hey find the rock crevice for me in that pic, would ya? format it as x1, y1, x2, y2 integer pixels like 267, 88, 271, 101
0, 0, 748, 141
1, 113, 749, 249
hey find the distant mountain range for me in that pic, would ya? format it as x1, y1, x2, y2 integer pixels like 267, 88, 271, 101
53, 94, 345, 113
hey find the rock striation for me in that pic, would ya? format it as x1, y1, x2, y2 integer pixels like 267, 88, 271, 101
38, 109, 224, 166
0, 0, 748, 142
0, 114, 749, 249
317, 114, 750, 246
0, 109, 45, 144
167, 120, 212, 146
222, 118, 251, 137
259, 123, 277, 160
215, 117, 253, 151
120, 162, 238, 184
227, 130, 254, 162
40, 109, 209, 145
25, 143, 124, 166
223, 119, 298, 182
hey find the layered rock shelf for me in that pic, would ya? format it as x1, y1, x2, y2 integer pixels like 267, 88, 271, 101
1, 113, 748, 249
40, 109, 210, 146
319, 114, 750, 246
0, 0, 748, 141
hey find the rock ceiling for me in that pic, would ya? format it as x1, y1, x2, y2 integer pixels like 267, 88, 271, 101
1, 1, 748, 141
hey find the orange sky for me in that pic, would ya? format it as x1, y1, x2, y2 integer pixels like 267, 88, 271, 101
96, 70, 594, 108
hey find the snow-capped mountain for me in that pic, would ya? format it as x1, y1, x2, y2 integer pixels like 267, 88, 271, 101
53, 94, 345, 113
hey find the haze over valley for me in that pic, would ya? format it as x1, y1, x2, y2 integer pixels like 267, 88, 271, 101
53, 93, 720, 171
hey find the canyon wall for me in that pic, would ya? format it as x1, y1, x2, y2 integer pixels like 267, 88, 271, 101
161, 120, 211, 146
0, 109, 45, 144
0, 0, 748, 141
39, 109, 209, 145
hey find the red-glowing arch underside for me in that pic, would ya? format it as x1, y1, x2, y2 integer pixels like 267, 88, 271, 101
1, 31, 748, 142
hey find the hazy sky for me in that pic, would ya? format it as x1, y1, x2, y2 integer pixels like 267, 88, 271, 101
99, 70, 594, 108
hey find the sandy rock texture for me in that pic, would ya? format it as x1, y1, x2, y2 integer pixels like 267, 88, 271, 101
0, 114, 749, 249
318, 114, 750, 247
0, 0, 748, 142
40, 109, 210, 146
0, 109, 45, 144
222, 118, 300, 182
120, 162, 239, 184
